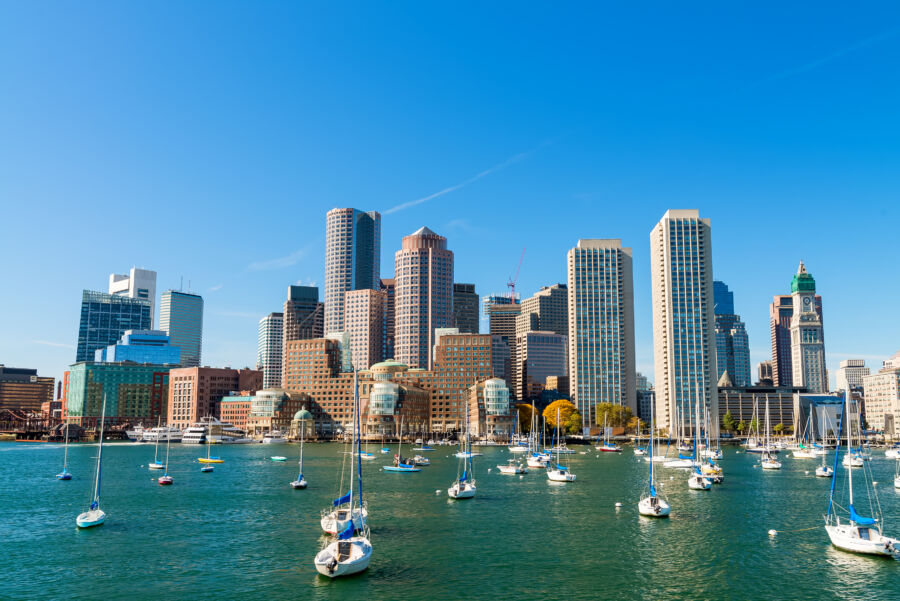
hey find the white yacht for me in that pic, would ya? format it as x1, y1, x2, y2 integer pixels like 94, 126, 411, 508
262, 430, 288, 444
183, 417, 251, 444
125, 423, 147, 441
142, 426, 183, 443
181, 424, 207, 444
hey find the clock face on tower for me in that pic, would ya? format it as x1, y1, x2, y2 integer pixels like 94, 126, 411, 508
803, 296, 811, 307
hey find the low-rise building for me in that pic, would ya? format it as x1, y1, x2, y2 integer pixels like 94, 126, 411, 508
220, 392, 253, 431
468, 378, 514, 439
65, 362, 170, 427
94, 329, 181, 365
167, 367, 263, 430
246, 388, 311, 436
0, 366, 54, 413
717, 371, 804, 435
862, 351, 900, 435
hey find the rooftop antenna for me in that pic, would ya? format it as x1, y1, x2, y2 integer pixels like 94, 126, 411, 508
506, 247, 525, 300
180, 276, 184, 292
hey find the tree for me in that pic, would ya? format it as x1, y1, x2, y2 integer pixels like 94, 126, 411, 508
722, 411, 736, 433
595, 402, 633, 428
737, 420, 747, 434
773, 423, 785, 435
748, 417, 759, 434
543, 400, 581, 435
516, 404, 536, 433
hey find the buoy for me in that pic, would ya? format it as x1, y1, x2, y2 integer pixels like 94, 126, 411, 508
487, 468, 492, 472
768, 529, 777, 537
435, 489, 441, 495
873, 481, 878, 486
805, 471, 809, 475
519, 475, 524, 479
669, 476, 674, 480
615, 502, 622, 508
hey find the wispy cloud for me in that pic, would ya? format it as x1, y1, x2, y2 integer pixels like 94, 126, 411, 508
213, 310, 263, 320
384, 144, 545, 215
295, 278, 318, 287
32, 340, 75, 349
209, 284, 224, 292
247, 248, 308, 272
750, 28, 899, 88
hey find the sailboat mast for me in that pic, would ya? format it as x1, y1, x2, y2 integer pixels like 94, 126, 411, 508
846, 392, 854, 508
154, 415, 161, 463
62, 417, 69, 469
354, 370, 362, 510
649, 396, 655, 490
95, 394, 107, 504
826, 400, 846, 519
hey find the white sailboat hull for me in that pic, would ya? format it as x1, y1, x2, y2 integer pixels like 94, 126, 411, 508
314, 537, 373, 577
320, 507, 368, 535
633, 448, 646, 456
688, 474, 712, 490
547, 469, 576, 482
894, 476, 900, 489
792, 450, 817, 459
761, 460, 782, 470
638, 496, 670, 517
843, 456, 864, 468
644, 455, 667, 463
826, 524, 898, 556
663, 459, 694, 469
885, 449, 900, 459
76, 509, 106, 528
508, 445, 528, 453
815, 466, 833, 477
497, 464, 527, 474
448, 481, 477, 498
526, 456, 549, 468
290, 478, 308, 489
148, 462, 165, 470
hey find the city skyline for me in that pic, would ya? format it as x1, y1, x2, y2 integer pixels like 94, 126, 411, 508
3, 3, 899, 387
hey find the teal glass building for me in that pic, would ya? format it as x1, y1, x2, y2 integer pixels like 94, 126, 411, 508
160, 290, 204, 367
76, 291, 152, 362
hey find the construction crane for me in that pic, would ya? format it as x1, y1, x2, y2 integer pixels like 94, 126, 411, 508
507, 247, 525, 299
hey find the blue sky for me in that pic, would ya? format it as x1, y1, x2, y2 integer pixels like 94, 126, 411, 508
2, 2, 899, 388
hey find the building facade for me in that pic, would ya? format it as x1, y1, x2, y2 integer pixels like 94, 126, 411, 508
159, 290, 204, 367
650, 210, 717, 436
220, 393, 253, 431
257, 312, 284, 389
0, 366, 54, 413
246, 389, 311, 436
76, 291, 152, 362
167, 367, 262, 430
862, 352, 900, 435
513, 331, 567, 401
394, 226, 454, 369
282, 285, 325, 385
380, 279, 396, 359
95, 329, 181, 365
836, 359, 870, 392
345, 288, 387, 370
770, 293, 822, 387
66, 362, 170, 426
468, 378, 514, 438
324, 208, 381, 335
109, 267, 157, 327
568, 239, 637, 430
713, 280, 752, 388
488, 302, 520, 386
788, 262, 827, 393
452, 283, 479, 334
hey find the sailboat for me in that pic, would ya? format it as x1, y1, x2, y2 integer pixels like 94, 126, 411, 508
448, 401, 477, 498
824, 391, 898, 556
314, 371, 373, 577
291, 415, 308, 489
815, 412, 834, 478
383, 416, 421, 472
893, 459, 900, 489
359, 435, 376, 461
527, 409, 550, 468
760, 395, 782, 470
158, 434, 174, 485
508, 410, 528, 453
633, 418, 646, 456
639, 397, 670, 517
842, 405, 866, 468
699, 407, 723, 460
547, 407, 576, 482
198, 418, 224, 464
596, 412, 622, 452
56, 418, 72, 480
148, 416, 166, 470
793, 413, 817, 459
687, 391, 712, 490
76, 395, 107, 528
700, 408, 724, 483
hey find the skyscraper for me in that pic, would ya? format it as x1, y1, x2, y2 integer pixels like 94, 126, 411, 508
257, 312, 284, 389
159, 290, 203, 367
713, 280, 752, 387
770, 292, 822, 387
380, 278, 396, 359
836, 359, 869, 392
394, 226, 454, 369
513, 283, 568, 400
650, 210, 717, 436
567, 239, 636, 429
76, 291, 151, 362
283, 286, 324, 342
324, 208, 381, 335
109, 267, 157, 327
345, 288, 387, 370
789, 262, 827, 393
488, 302, 520, 386
452, 283, 479, 334
514, 331, 567, 400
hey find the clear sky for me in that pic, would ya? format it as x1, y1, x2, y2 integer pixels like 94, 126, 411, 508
2, 2, 899, 389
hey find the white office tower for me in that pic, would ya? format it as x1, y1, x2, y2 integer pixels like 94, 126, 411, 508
109, 268, 157, 327
257, 312, 284, 389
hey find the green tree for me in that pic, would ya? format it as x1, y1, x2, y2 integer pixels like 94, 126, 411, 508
722, 411, 736, 433
595, 402, 633, 428
737, 420, 747, 434
543, 400, 581, 434
773, 423, 785, 435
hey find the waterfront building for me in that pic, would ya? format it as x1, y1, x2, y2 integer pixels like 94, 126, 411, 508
836, 359, 870, 392
344, 288, 387, 370
757, 360, 775, 385
167, 367, 262, 430
862, 351, 900, 435
788, 262, 827, 393
716, 373, 802, 435
0, 366, 54, 413
650, 210, 717, 436
109, 267, 157, 327
380, 279, 396, 359
488, 302, 520, 386
66, 361, 170, 427
394, 226, 454, 369
324, 208, 381, 335
282, 285, 325, 384
513, 331, 567, 401
76, 291, 151, 362
453, 283, 479, 334
220, 392, 253, 431
257, 312, 284, 389
159, 290, 203, 367
713, 281, 752, 387
793, 393, 856, 441
94, 329, 181, 365
468, 378, 514, 439
770, 293, 822, 387
245, 388, 310, 436
325, 331, 353, 372
568, 239, 637, 431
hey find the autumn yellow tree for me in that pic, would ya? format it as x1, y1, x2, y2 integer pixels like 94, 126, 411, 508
543, 400, 581, 434
516, 403, 536, 433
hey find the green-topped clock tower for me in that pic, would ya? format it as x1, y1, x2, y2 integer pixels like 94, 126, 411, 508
789, 262, 827, 392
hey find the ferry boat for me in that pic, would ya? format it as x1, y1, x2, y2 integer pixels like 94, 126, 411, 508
181, 425, 208, 444
182, 417, 251, 444
142, 426, 183, 443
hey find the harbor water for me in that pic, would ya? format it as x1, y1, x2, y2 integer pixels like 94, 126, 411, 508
3, 442, 899, 600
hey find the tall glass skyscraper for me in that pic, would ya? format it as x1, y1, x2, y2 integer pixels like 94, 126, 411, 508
566, 239, 636, 431
713, 280, 752, 387
257, 312, 284, 389
159, 290, 203, 367
324, 208, 381, 335
650, 210, 717, 437
76, 291, 152, 362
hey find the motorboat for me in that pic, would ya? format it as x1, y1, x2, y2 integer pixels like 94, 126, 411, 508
412, 455, 430, 466
125, 423, 146, 441
262, 430, 288, 444
142, 426, 183, 443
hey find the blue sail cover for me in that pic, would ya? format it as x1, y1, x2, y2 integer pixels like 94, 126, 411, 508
460, 470, 468, 482
679, 453, 692, 460
849, 504, 877, 526
650, 484, 657, 497
556, 464, 568, 471
297, 473, 303, 480
338, 522, 355, 540
333, 491, 351, 506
